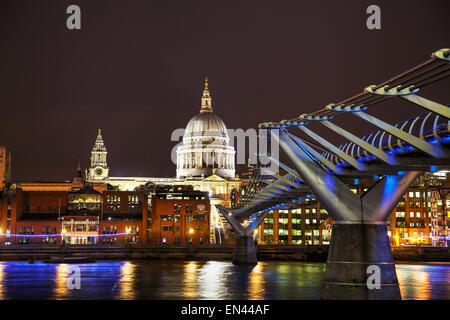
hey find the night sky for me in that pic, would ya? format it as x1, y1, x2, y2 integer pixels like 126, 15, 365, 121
0, 0, 449, 180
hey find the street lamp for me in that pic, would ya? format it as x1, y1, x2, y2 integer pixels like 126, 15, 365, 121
125, 226, 132, 244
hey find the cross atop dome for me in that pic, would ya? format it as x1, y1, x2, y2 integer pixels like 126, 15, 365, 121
200, 77, 213, 113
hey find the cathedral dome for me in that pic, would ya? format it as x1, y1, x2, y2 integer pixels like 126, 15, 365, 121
176, 78, 236, 179
184, 112, 228, 138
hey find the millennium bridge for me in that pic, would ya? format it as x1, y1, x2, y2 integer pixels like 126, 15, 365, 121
217, 48, 450, 299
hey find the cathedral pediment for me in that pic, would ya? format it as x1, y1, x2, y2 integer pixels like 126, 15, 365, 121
203, 174, 227, 182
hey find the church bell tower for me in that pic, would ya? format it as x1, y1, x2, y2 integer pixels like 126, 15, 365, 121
87, 129, 109, 181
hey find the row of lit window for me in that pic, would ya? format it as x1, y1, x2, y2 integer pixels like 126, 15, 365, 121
396, 212, 429, 218
395, 222, 427, 228
397, 201, 431, 208
106, 195, 142, 205
264, 229, 322, 236
173, 203, 195, 213
162, 225, 204, 232
265, 218, 322, 225
160, 214, 206, 222
407, 191, 428, 199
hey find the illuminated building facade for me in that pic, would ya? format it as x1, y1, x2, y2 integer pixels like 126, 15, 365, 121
0, 163, 150, 245
0, 185, 149, 245
150, 185, 210, 244
0, 161, 216, 245
387, 186, 432, 246
257, 200, 333, 246
429, 172, 450, 247
257, 172, 449, 247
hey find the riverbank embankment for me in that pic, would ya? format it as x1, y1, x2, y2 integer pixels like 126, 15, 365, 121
0, 244, 447, 262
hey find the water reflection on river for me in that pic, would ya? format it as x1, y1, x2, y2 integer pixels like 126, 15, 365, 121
0, 260, 447, 300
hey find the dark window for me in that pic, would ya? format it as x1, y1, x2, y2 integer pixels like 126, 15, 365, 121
193, 214, 206, 221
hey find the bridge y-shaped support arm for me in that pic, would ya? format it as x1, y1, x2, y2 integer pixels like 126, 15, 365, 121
274, 129, 422, 299
216, 205, 245, 236
216, 205, 268, 236
216, 205, 269, 265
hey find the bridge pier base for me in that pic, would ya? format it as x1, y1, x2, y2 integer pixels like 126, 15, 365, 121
233, 235, 257, 265
323, 223, 401, 300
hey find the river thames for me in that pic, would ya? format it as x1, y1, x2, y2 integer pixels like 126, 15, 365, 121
0, 261, 448, 300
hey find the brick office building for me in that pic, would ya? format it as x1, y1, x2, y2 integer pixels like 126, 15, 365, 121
0, 178, 213, 245
100, 190, 148, 244
0, 177, 149, 245
150, 185, 210, 244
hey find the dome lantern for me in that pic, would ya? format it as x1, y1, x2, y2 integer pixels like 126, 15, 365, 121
200, 77, 213, 113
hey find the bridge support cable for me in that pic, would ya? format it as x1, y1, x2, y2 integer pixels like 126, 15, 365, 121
216, 205, 268, 265
365, 85, 450, 119
274, 129, 421, 299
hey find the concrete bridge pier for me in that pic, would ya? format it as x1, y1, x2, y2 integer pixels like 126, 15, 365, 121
216, 205, 267, 265
275, 129, 422, 299
233, 235, 257, 265
323, 223, 400, 299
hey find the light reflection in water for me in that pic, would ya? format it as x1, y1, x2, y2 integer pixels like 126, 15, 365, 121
183, 261, 199, 299
197, 261, 230, 299
119, 261, 136, 300
0, 261, 447, 299
396, 264, 449, 300
53, 263, 69, 299
248, 262, 265, 300
0, 262, 4, 299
